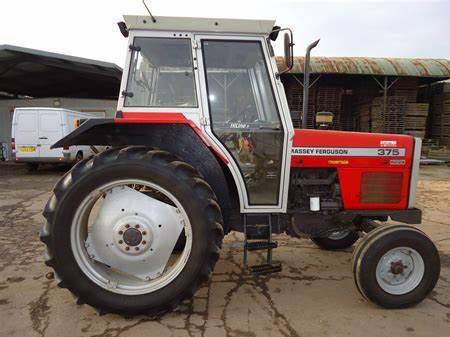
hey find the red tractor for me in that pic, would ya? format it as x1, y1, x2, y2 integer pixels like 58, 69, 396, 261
41, 14, 440, 315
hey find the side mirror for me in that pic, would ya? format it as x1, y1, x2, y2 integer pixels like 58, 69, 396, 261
284, 32, 294, 70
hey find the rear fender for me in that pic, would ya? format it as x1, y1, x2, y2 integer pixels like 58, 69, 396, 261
51, 118, 237, 231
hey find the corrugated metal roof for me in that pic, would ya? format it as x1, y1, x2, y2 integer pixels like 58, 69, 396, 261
276, 56, 450, 78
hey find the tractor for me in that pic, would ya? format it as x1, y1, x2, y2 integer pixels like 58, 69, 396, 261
40, 14, 440, 315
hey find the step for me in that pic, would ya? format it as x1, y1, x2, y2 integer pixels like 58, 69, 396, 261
248, 263, 282, 275
246, 241, 278, 251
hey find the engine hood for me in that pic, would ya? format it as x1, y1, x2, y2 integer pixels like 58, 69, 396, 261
293, 129, 414, 150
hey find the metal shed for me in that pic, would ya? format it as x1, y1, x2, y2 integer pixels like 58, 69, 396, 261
277, 56, 450, 143
0, 45, 121, 160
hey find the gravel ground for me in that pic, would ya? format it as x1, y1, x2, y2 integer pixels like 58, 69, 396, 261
0, 162, 449, 337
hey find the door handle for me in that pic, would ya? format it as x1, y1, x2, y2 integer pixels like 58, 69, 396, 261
39, 136, 48, 139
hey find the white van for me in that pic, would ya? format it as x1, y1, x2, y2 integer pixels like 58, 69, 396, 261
11, 108, 98, 170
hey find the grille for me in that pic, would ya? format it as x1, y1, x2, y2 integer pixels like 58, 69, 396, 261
361, 172, 403, 204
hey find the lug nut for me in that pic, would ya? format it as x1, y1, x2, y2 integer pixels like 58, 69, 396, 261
118, 240, 123, 244
142, 231, 147, 235
142, 240, 147, 245
135, 224, 140, 229
118, 230, 123, 235
125, 246, 130, 251
135, 247, 140, 251
125, 224, 130, 228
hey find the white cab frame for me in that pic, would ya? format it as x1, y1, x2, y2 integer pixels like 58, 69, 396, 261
117, 29, 294, 213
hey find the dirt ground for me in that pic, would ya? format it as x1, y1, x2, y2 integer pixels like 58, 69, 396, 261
0, 163, 449, 337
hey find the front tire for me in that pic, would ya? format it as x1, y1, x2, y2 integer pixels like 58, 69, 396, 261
40, 147, 224, 315
352, 225, 440, 308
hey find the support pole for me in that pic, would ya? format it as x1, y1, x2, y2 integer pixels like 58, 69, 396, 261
383, 76, 388, 116
302, 39, 320, 129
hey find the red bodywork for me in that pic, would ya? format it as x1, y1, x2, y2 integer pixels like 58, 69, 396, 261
291, 129, 414, 210
116, 112, 415, 211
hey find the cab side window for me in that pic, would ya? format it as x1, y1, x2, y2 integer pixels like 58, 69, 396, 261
125, 38, 197, 108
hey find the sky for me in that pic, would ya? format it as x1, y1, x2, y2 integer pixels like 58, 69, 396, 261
1, 0, 449, 68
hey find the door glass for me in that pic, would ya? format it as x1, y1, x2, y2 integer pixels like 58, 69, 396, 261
125, 38, 197, 108
202, 40, 283, 205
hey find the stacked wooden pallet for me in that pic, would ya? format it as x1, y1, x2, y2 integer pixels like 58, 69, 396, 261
427, 146, 450, 162
403, 103, 429, 138
428, 82, 450, 146
357, 103, 371, 132
371, 96, 406, 134
286, 82, 316, 129
390, 78, 418, 103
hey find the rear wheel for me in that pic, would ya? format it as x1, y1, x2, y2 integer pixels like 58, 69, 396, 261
352, 225, 440, 308
41, 147, 224, 315
312, 229, 359, 250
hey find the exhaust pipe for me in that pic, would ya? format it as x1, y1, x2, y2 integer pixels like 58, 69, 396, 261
302, 39, 320, 129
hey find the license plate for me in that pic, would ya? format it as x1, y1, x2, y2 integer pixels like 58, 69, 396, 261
19, 146, 36, 153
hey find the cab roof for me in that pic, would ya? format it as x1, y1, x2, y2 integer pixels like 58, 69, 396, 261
123, 15, 275, 35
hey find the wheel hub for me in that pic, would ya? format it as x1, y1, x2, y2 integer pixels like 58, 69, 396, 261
390, 260, 405, 275
123, 227, 142, 246
375, 247, 424, 295
112, 217, 153, 255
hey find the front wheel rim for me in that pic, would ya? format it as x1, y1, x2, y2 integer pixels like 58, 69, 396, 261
70, 179, 193, 295
328, 229, 352, 241
375, 247, 425, 295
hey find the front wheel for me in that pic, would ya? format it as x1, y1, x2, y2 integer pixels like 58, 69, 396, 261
311, 229, 359, 250
41, 147, 224, 315
352, 225, 440, 308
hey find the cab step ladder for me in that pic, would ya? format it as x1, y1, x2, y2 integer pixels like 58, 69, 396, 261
243, 214, 282, 275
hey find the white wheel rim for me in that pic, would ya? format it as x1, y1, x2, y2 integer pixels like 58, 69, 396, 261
375, 247, 424, 295
70, 179, 193, 295
328, 229, 352, 240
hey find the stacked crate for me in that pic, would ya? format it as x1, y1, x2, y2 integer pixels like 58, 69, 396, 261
390, 78, 418, 103
429, 82, 450, 146
370, 96, 406, 134
403, 103, 429, 138
357, 103, 372, 132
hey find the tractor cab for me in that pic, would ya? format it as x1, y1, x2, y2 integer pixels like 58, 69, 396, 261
118, 16, 295, 211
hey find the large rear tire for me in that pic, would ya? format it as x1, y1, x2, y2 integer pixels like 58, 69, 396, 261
352, 225, 440, 308
40, 147, 224, 315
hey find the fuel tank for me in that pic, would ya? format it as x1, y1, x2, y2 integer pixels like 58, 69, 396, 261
290, 129, 417, 210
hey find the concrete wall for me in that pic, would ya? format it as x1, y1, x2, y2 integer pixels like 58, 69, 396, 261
0, 97, 117, 160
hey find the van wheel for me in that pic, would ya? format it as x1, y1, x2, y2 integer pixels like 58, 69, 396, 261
25, 163, 39, 172
75, 151, 83, 163
312, 229, 359, 250
40, 147, 224, 316
352, 225, 440, 308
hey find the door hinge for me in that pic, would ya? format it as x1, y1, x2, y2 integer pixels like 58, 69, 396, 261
193, 40, 199, 49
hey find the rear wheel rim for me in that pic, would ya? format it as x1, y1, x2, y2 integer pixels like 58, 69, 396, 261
70, 179, 193, 295
375, 247, 424, 295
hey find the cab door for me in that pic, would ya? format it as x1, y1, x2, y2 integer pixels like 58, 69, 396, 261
195, 36, 292, 212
